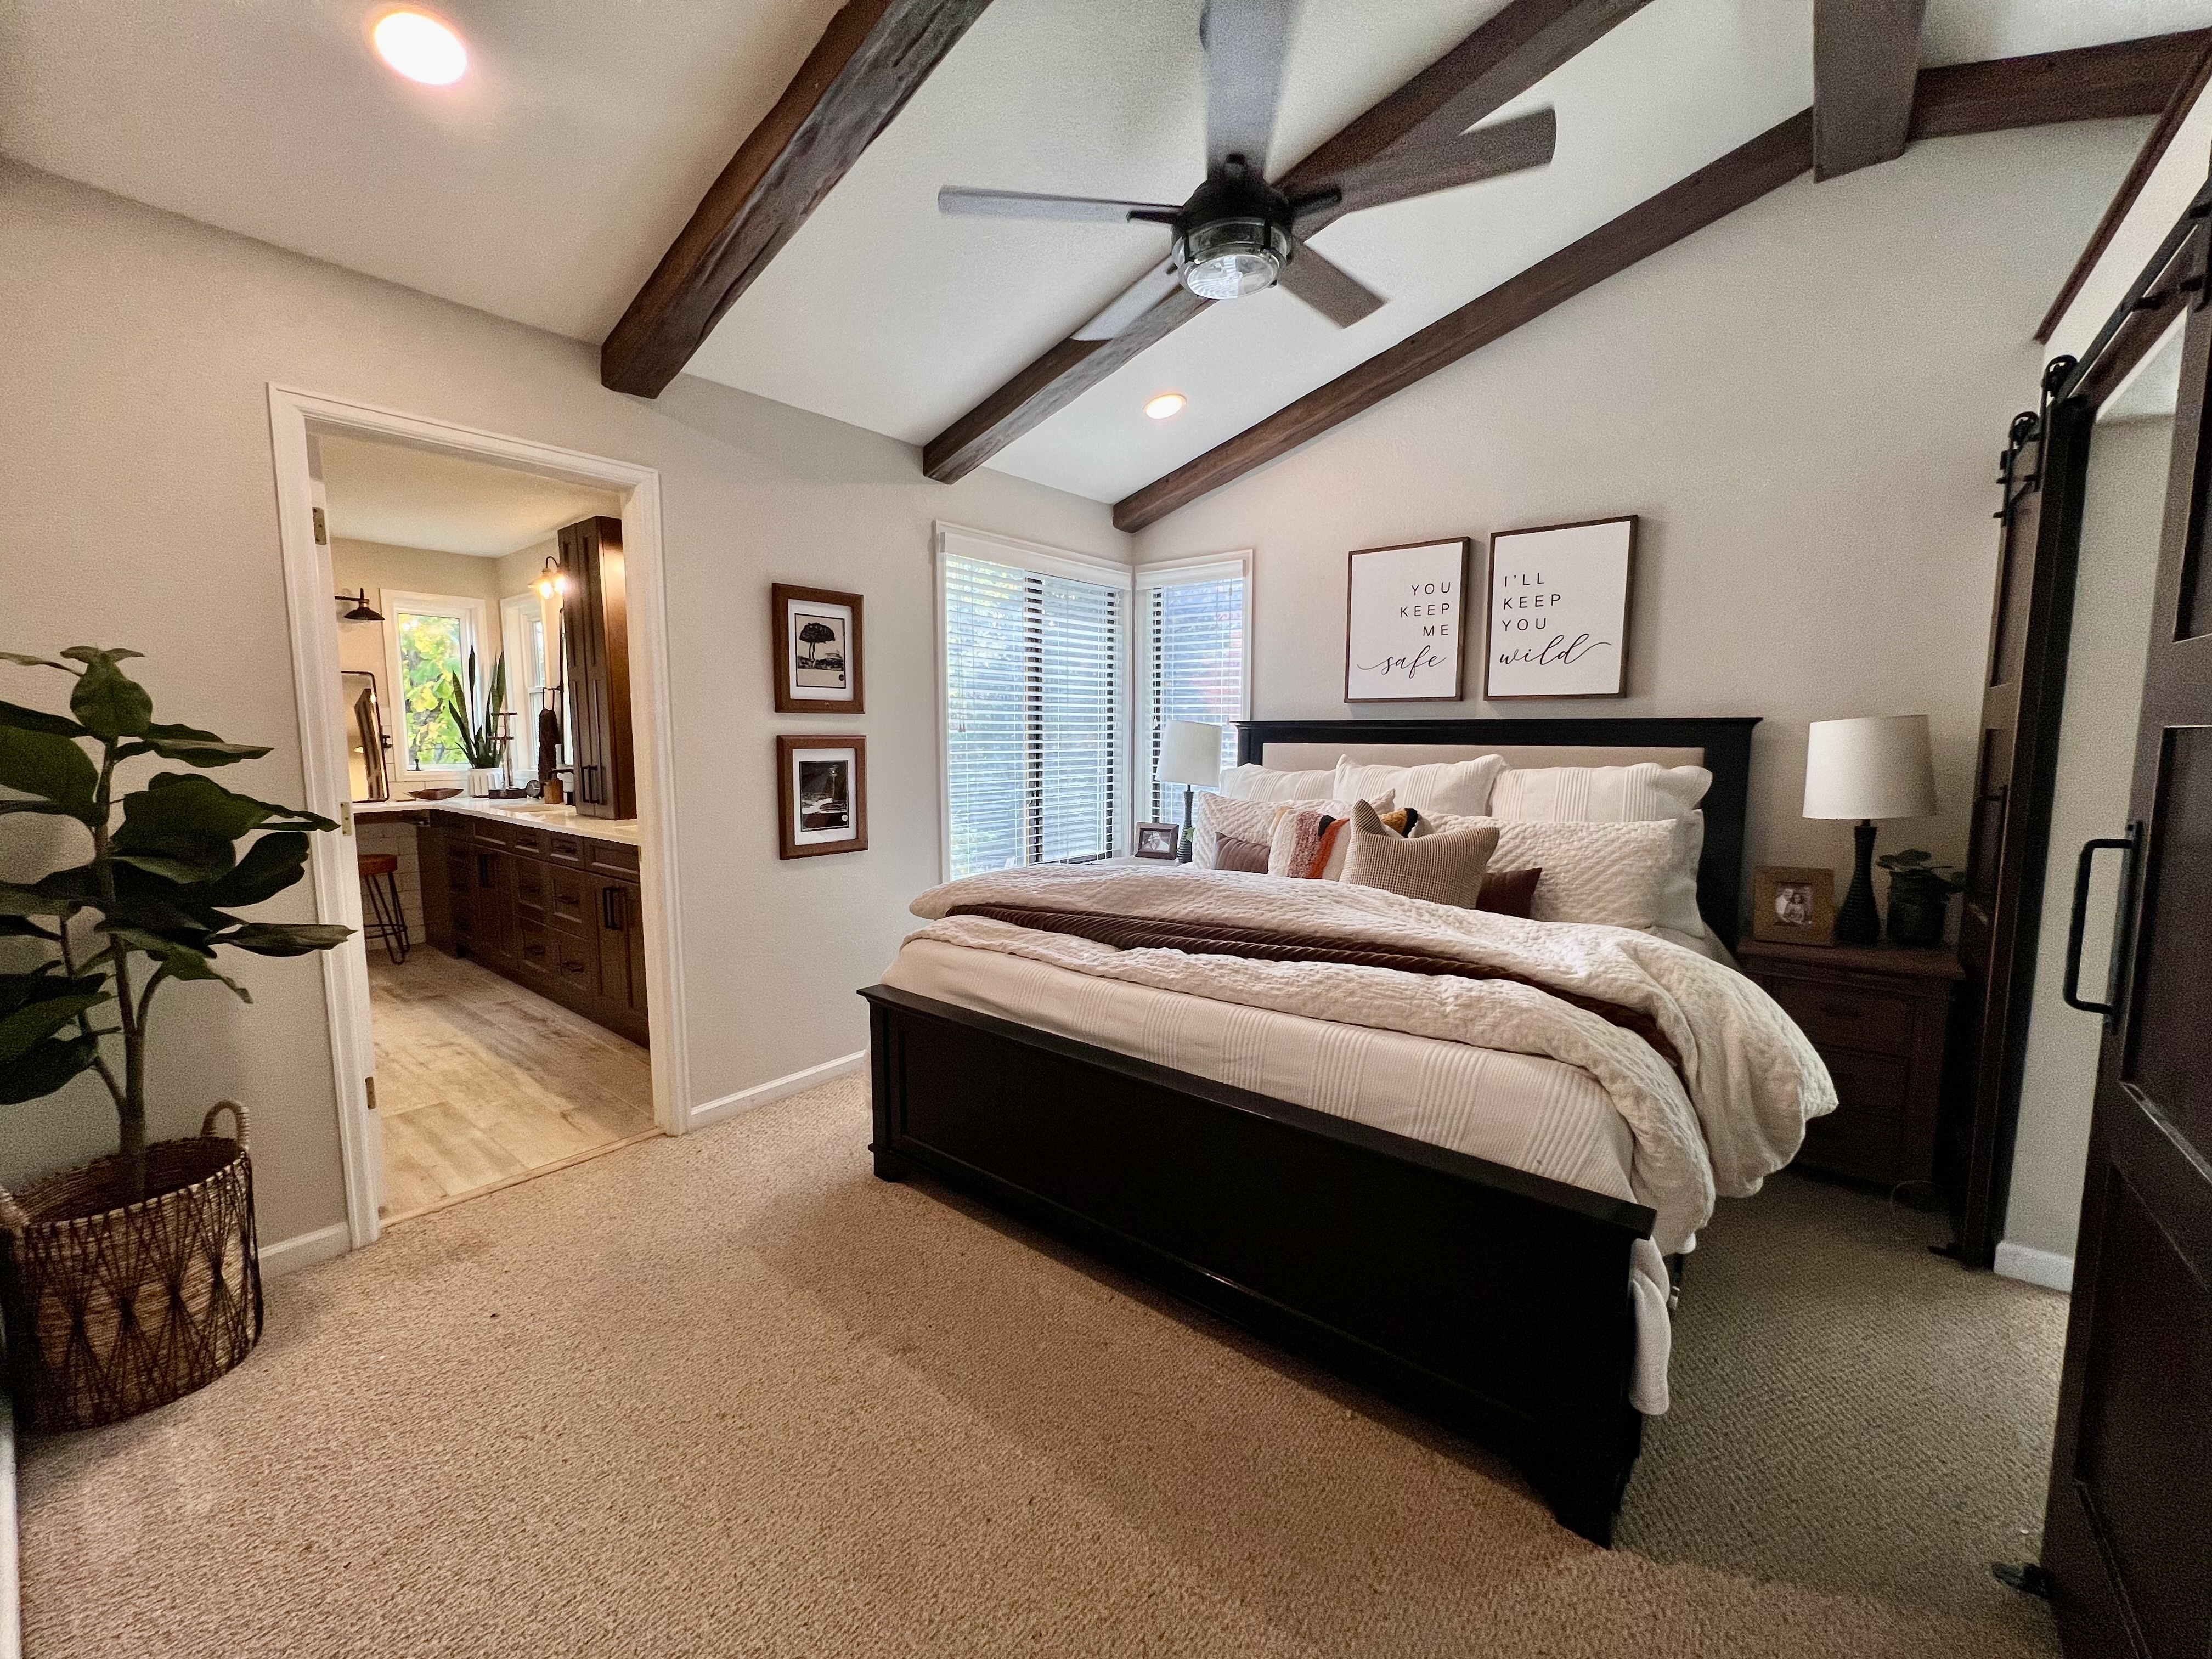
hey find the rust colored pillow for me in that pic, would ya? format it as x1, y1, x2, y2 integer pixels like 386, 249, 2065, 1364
1212, 834, 1271, 873
1477, 867, 1543, 918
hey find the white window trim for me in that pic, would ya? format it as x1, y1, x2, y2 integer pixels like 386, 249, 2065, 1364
1133, 550, 1252, 841
499, 588, 552, 780
932, 522, 1134, 882
380, 587, 492, 787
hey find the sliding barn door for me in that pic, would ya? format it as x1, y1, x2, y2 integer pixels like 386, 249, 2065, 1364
2040, 225, 2212, 1659
1944, 374, 2092, 1264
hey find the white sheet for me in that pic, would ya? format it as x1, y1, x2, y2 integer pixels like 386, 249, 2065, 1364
883, 935, 1677, 1413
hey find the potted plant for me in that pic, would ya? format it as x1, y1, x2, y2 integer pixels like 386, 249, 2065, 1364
1876, 848, 1964, 949
442, 648, 507, 797
0, 646, 349, 1430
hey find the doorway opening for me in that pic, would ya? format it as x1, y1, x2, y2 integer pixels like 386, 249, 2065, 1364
269, 387, 687, 1251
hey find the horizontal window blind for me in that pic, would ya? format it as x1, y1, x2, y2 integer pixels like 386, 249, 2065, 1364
945, 548, 1126, 877
1140, 569, 1246, 823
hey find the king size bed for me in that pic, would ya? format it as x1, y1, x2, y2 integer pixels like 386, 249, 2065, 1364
859, 716, 1830, 1545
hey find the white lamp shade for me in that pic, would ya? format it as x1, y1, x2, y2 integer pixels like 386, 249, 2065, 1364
1803, 714, 1938, 821
1159, 720, 1224, 788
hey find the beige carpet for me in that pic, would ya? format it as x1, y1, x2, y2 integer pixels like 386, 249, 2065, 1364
19, 1076, 2066, 1657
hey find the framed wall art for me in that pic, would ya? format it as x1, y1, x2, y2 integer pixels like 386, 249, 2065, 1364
1483, 515, 1635, 700
773, 583, 864, 714
1751, 865, 1837, 946
1344, 537, 1470, 703
777, 735, 868, 859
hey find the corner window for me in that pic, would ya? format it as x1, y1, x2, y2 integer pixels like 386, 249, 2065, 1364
1137, 555, 1250, 823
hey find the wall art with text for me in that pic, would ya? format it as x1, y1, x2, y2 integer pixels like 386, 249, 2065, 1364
1343, 537, 1470, 703
1483, 516, 1635, 700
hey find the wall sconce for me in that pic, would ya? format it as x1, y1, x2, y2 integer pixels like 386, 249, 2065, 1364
335, 589, 383, 623
535, 556, 566, 601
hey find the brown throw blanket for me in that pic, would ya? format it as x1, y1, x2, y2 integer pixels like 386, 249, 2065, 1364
946, 902, 1686, 1080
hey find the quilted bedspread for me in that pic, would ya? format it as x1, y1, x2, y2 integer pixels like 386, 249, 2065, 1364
906, 866, 1836, 1254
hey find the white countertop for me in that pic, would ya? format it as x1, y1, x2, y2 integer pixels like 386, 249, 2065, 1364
356, 795, 642, 847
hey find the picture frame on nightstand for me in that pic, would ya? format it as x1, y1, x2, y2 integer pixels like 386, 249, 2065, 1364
1752, 865, 1837, 945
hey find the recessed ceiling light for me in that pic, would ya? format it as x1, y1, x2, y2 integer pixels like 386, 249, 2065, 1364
372, 9, 469, 86
1145, 393, 1187, 421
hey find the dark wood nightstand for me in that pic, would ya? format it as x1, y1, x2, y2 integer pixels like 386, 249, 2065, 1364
1736, 936, 1964, 1188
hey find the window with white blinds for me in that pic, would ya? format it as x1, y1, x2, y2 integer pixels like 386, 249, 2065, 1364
940, 533, 1128, 878
1138, 557, 1250, 823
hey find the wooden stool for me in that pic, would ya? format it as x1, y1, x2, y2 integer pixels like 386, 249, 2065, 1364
359, 853, 411, 965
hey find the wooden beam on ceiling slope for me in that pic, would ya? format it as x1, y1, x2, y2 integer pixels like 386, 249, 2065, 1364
1111, 29, 2212, 533
1813, 0, 1927, 180
920, 0, 1654, 486
601, 0, 994, 399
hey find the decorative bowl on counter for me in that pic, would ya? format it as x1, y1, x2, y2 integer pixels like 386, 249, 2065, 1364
408, 787, 462, 801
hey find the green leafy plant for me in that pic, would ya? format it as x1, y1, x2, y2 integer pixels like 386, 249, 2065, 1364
1876, 848, 1965, 895
0, 647, 351, 1201
441, 648, 507, 770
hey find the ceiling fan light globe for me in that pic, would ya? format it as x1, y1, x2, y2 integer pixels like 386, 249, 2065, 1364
1185, 251, 1279, 300
1177, 216, 1289, 301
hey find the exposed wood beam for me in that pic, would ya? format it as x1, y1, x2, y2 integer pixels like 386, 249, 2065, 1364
1111, 31, 2212, 532
1813, 0, 1927, 181
2036, 33, 2212, 342
921, 0, 1652, 485
1906, 29, 2209, 140
602, 0, 992, 399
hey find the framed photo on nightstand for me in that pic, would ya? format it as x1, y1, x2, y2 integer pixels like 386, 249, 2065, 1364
1752, 865, 1837, 945
1133, 821, 1181, 860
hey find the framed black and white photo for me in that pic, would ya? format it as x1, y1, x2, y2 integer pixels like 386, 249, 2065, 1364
777, 736, 868, 859
1483, 516, 1635, 700
1133, 821, 1181, 860
773, 583, 864, 714
1344, 538, 1470, 703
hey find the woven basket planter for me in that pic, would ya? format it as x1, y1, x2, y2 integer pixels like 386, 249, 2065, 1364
1, 1103, 263, 1433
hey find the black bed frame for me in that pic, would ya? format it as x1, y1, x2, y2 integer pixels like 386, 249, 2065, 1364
863, 715, 1759, 1544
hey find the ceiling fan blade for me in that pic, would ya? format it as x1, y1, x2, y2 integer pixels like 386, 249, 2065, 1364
1075, 259, 1188, 341
1201, 0, 1296, 174
1277, 239, 1384, 328
1297, 108, 1557, 224
938, 187, 1180, 224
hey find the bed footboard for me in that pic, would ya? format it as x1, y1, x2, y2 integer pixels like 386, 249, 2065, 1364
860, 984, 1655, 1545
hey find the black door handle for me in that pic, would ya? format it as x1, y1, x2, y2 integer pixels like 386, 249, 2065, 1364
2063, 826, 2138, 1020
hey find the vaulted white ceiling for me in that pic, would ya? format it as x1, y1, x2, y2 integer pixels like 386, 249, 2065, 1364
319, 434, 622, 558
4, 0, 2208, 507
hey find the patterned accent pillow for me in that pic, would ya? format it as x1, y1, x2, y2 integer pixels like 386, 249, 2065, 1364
1340, 800, 1500, 907
1488, 762, 1712, 940
1194, 792, 1288, 869
1426, 816, 1677, 929
1214, 834, 1270, 873
1265, 793, 1397, 878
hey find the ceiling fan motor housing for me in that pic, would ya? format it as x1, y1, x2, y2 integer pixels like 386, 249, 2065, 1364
1176, 164, 1294, 301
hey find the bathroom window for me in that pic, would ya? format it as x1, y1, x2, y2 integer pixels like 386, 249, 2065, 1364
383, 591, 488, 780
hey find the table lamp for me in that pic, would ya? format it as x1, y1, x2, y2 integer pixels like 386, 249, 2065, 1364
1159, 720, 1223, 864
1803, 714, 1938, 946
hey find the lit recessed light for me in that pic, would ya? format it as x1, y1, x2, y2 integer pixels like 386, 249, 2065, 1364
1145, 392, 1187, 421
373, 9, 469, 86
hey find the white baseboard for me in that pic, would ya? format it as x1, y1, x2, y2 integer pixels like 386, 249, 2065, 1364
690, 1049, 866, 1130
1994, 1241, 2074, 1293
259, 1221, 352, 1279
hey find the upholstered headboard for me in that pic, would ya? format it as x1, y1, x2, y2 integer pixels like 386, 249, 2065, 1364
1237, 717, 1761, 945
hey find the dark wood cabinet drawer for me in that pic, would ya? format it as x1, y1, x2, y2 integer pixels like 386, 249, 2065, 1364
549, 867, 591, 933
551, 932, 595, 991
471, 820, 511, 849
1797, 1048, 1912, 1182
512, 861, 549, 913
547, 832, 585, 865
586, 841, 639, 877
515, 917, 552, 980
510, 826, 546, 857
1758, 975, 1918, 1057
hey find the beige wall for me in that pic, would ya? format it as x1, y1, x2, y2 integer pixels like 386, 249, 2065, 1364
0, 160, 1125, 1245
1128, 121, 2143, 900
2002, 414, 2170, 1266
331, 535, 509, 685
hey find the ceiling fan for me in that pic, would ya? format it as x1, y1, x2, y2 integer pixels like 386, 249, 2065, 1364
937, 0, 1558, 339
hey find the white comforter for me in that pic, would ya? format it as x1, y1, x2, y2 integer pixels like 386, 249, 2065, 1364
907, 866, 1835, 1256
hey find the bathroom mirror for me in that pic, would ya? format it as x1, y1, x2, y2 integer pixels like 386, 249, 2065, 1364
342, 671, 391, 802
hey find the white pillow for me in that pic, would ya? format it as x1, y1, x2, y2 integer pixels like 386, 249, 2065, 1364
1427, 816, 1678, 930
1331, 754, 1506, 817
1220, 762, 1340, 802
1488, 763, 1712, 940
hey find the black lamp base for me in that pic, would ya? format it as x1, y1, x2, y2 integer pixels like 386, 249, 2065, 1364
1835, 819, 1882, 946
1178, 783, 1195, 863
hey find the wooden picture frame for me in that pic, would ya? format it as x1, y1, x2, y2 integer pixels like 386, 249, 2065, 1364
1344, 538, 1471, 703
776, 735, 868, 859
1483, 515, 1636, 701
1751, 865, 1837, 945
1133, 821, 1181, 860
772, 583, 864, 714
